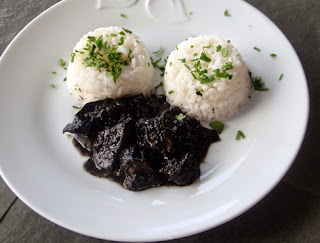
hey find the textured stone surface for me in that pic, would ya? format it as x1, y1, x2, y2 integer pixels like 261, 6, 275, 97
0, 177, 16, 220
0, 0, 320, 242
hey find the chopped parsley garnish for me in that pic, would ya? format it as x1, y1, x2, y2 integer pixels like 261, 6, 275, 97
63, 77, 67, 81
222, 61, 234, 70
184, 64, 191, 70
51, 84, 55, 88
66, 134, 72, 138
52, 72, 56, 74
169, 62, 172, 66
119, 31, 125, 35
189, 11, 192, 15
279, 73, 284, 81
209, 121, 224, 134
176, 45, 178, 51
150, 57, 166, 76
64, 67, 67, 70
119, 36, 124, 46
156, 81, 164, 88
270, 53, 277, 57
122, 28, 132, 34
153, 46, 163, 54
72, 105, 82, 109
79, 35, 133, 83
59, 59, 66, 67
120, 14, 126, 18
203, 45, 213, 50
227, 40, 231, 43
221, 46, 229, 57
190, 45, 194, 48
212, 107, 215, 113
183, 58, 233, 84
193, 53, 198, 56
176, 113, 186, 121
136, 40, 140, 43
216, 45, 222, 52
179, 58, 186, 63
111, 33, 118, 37
71, 52, 76, 63
236, 130, 245, 140
200, 52, 211, 62
251, 75, 269, 91
224, 9, 231, 17
168, 90, 174, 94
253, 47, 261, 52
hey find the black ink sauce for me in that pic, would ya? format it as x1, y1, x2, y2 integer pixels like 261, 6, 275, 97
64, 94, 220, 191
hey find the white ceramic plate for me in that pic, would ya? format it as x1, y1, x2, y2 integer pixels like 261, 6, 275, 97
0, 0, 309, 241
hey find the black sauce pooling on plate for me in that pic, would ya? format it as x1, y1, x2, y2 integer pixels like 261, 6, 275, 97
63, 94, 220, 191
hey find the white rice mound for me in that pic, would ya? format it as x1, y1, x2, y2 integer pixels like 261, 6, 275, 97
67, 26, 155, 104
164, 36, 251, 121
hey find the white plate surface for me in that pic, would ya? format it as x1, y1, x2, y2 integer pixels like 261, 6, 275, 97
0, 0, 309, 241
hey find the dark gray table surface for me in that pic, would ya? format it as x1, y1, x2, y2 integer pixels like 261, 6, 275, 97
1, 0, 319, 242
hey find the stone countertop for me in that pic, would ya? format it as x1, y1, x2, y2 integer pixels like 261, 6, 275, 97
0, 0, 319, 242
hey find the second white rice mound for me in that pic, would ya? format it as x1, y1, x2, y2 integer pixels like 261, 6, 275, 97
67, 26, 155, 104
164, 36, 251, 121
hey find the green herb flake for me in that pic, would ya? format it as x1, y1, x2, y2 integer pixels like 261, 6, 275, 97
66, 134, 72, 138
169, 62, 172, 66
216, 45, 222, 52
120, 14, 126, 18
63, 77, 67, 81
176, 45, 178, 51
63, 67, 67, 70
52, 72, 57, 74
270, 53, 277, 57
122, 28, 132, 34
51, 84, 55, 89
251, 76, 269, 91
189, 11, 192, 15
227, 40, 231, 43
155, 82, 164, 89
200, 52, 211, 62
119, 36, 124, 46
111, 33, 118, 37
193, 53, 198, 56
153, 46, 163, 54
209, 121, 224, 134
119, 31, 125, 35
136, 40, 140, 43
212, 107, 215, 113
221, 46, 229, 57
184, 64, 191, 70
224, 9, 231, 17
72, 105, 82, 110
236, 130, 246, 140
59, 59, 66, 67
179, 58, 186, 63
176, 113, 186, 121
168, 90, 174, 94
279, 73, 284, 81
190, 45, 194, 48
253, 47, 261, 52
71, 52, 76, 63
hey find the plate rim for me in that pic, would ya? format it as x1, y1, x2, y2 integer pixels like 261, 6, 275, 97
0, 0, 310, 241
